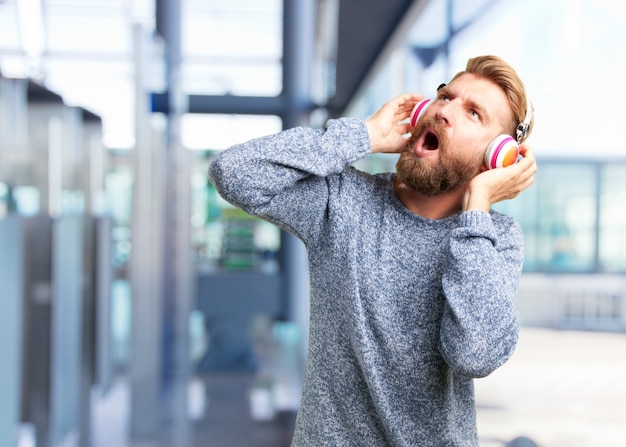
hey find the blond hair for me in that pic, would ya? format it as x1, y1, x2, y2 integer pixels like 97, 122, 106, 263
451, 55, 533, 141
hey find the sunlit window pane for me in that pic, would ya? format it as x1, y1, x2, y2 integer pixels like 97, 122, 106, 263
181, 113, 282, 151
181, 0, 282, 97
535, 164, 597, 272
495, 163, 598, 273
599, 164, 626, 272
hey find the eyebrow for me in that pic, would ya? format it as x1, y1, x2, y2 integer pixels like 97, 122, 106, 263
437, 85, 491, 124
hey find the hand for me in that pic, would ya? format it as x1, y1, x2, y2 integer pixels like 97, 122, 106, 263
365, 93, 424, 154
462, 144, 537, 212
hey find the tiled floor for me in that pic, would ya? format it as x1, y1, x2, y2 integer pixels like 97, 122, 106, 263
92, 328, 626, 447
196, 371, 296, 447
475, 328, 626, 447
91, 371, 295, 447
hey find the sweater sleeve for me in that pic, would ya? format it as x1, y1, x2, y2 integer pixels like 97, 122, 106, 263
438, 210, 523, 378
208, 118, 371, 243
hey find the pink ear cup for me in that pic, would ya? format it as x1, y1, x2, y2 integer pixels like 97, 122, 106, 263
409, 99, 432, 127
484, 135, 520, 169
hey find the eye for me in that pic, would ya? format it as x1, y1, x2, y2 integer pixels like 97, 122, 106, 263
469, 109, 480, 120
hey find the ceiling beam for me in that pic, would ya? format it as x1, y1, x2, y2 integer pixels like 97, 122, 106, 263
326, 0, 429, 117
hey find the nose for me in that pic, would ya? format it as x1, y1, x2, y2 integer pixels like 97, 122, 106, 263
435, 100, 454, 126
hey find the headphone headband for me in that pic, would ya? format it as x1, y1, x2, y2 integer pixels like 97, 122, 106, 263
516, 95, 534, 143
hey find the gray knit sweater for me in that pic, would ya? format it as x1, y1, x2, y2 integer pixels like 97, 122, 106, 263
208, 117, 523, 447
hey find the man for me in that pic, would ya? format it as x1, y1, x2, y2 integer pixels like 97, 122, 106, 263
209, 55, 537, 446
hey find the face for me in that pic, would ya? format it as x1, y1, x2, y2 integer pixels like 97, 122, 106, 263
396, 73, 513, 196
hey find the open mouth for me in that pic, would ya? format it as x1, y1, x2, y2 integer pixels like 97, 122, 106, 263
423, 131, 440, 151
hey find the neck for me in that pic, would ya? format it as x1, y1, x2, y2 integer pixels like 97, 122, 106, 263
393, 177, 466, 220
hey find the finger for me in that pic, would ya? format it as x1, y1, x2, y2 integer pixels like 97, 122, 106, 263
519, 143, 535, 159
520, 152, 538, 178
397, 122, 413, 136
511, 162, 535, 186
400, 92, 422, 102
512, 147, 537, 174
396, 92, 424, 110
513, 164, 537, 194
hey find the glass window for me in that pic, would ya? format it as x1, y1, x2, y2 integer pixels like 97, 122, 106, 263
0, 182, 6, 218
495, 162, 598, 273
105, 163, 134, 270
492, 174, 540, 271
181, 0, 282, 97
599, 164, 626, 272
536, 164, 597, 272
181, 113, 282, 150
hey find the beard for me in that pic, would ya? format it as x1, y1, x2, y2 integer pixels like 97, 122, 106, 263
395, 119, 481, 196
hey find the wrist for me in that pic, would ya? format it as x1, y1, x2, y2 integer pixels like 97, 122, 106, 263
365, 120, 382, 153
462, 188, 491, 212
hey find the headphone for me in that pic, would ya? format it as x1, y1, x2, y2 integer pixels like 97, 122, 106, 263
409, 90, 534, 169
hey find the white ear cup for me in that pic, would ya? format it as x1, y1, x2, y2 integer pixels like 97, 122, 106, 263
409, 99, 432, 127
484, 135, 519, 169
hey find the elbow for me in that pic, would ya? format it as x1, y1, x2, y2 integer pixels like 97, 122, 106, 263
208, 156, 228, 192
207, 154, 270, 213
439, 327, 519, 378
208, 154, 246, 205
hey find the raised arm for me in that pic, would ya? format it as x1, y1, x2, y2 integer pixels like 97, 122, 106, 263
208, 118, 371, 242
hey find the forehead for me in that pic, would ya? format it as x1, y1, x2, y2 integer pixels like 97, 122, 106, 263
446, 73, 513, 124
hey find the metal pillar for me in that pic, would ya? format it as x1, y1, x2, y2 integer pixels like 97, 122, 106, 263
129, 24, 164, 438
0, 217, 24, 447
280, 0, 316, 360
282, 0, 316, 129
156, 0, 194, 445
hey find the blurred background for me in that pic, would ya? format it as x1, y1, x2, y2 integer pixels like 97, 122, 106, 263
1, 0, 625, 446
